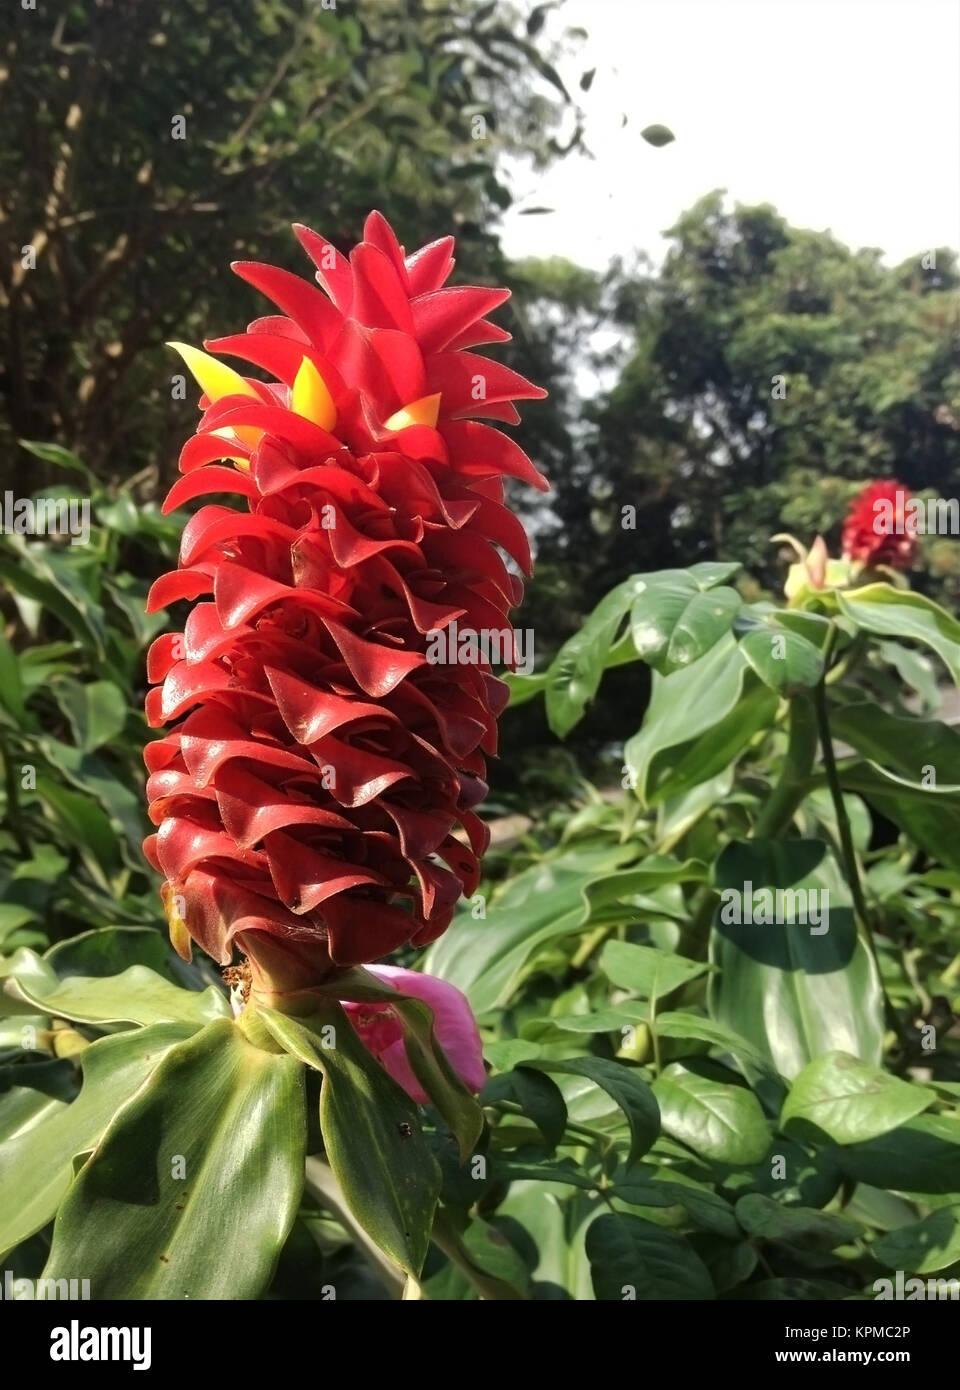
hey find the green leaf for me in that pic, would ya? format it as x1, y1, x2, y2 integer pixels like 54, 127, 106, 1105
43, 1019, 304, 1298
484, 1039, 543, 1070
600, 939, 709, 1000
391, 996, 483, 1161
18, 440, 94, 480
544, 575, 647, 736
708, 840, 884, 1077
630, 570, 741, 674
0, 1023, 196, 1257
871, 1205, 960, 1273
781, 1051, 935, 1145
423, 841, 636, 1014
734, 1193, 861, 1247
834, 1115, 960, 1194
738, 625, 824, 693
260, 1004, 440, 1277
586, 1212, 713, 1299
652, 1062, 769, 1165
837, 584, 960, 684
511, 1066, 568, 1150
8, 950, 231, 1027
531, 1057, 659, 1164
613, 1171, 740, 1239
53, 678, 127, 751
625, 634, 777, 806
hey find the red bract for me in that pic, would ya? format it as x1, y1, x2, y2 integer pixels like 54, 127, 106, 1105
841, 479, 917, 569
143, 212, 546, 995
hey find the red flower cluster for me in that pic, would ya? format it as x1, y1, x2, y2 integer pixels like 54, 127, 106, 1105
841, 479, 917, 569
143, 213, 546, 994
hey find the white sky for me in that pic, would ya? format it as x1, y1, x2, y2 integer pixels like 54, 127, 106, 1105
501, 0, 960, 270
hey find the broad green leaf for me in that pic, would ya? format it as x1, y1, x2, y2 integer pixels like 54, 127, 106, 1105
53, 678, 127, 751
782, 1051, 935, 1145
708, 840, 884, 1077
45, 925, 210, 992
0, 1057, 77, 1143
531, 1057, 659, 1164
9, 950, 230, 1027
834, 1115, 960, 1194
261, 1004, 440, 1277
511, 1066, 568, 1150
837, 584, 960, 684
625, 635, 777, 806
601, 939, 709, 1000
877, 640, 940, 711
544, 575, 647, 736
652, 1062, 769, 1165
0, 1022, 196, 1256
391, 996, 483, 1160
734, 1193, 861, 1246
586, 1212, 713, 1300
631, 570, 741, 674
613, 1170, 739, 1238
423, 841, 636, 1014
738, 625, 824, 693
872, 1205, 960, 1273
18, 440, 94, 479
43, 1019, 304, 1298
484, 1039, 543, 1070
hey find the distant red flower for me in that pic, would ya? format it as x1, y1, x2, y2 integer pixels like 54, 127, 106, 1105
143, 212, 546, 995
841, 480, 917, 569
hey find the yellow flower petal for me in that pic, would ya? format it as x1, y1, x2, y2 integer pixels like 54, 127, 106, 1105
291, 356, 337, 431
384, 392, 441, 433
167, 341, 260, 405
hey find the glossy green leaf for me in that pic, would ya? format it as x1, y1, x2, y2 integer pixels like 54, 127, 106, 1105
652, 1062, 769, 1165
544, 575, 646, 736
709, 839, 884, 1077
586, 1212, 713, 1299
261, 1004, 440, 1277
738, 625, 824, 693
625, 635, 777, 806
630, 569, 741, 674
834, 1115, 960, 1194
781, 1051, 935, 1145
734, 1193, 861, 1246
531, 1057, 659, 1163
9, 950, 230, 1027
54, 678, 127, 751
43, 1019, 304, 1298
601, 939, 710, 1000
0, 1022, 195, 1257
423, 841, 636, 1014
391, 996, 483, 1160
837, 584, 960, 683
872, 1205, 960, 1273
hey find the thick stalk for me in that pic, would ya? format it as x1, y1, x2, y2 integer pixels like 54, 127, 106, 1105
752, 694, 818, 838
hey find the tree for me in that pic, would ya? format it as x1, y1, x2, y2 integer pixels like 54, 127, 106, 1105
0, 0, 580, 484
536, 192, 960, 623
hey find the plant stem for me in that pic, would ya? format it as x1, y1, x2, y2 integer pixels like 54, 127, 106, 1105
811, 636, 901, 1038
752, 694, 818, 838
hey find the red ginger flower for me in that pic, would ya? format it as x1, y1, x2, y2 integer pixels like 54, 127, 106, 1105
144, 212, 546, 997
841, 479, 917, 570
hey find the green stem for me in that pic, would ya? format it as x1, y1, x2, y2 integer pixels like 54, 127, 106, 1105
812, 636, 901, 1037
752, 694, 818, 838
